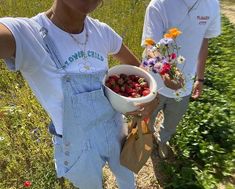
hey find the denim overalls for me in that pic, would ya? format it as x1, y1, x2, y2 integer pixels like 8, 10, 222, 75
33, 19, 135, 189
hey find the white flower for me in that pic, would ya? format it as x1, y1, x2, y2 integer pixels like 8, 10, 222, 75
152, 46, 158, 51
177, 55, 185, 64
0, 136, 5, 141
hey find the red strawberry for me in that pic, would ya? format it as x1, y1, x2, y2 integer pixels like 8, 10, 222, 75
113, 85, 120, 93
128, 75, 136, 81
140, 82, 149, 89
105, 81, 112, 88
133, 82, 140, 88
125, 86, 133, 94
109, 75, 119, 81
131, 92, 141, 98
142, 89, 150, 96
108, 78, 116, 86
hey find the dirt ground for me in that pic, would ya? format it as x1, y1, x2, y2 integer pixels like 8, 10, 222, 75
102, 2, 235, 188
221, 0, 235, 25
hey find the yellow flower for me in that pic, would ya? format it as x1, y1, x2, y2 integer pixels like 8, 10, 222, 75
171, 30, 182, 38
165, 28, 182, 39
144, 38, 156, 46
164, 33, 173, 39
169, 28, 180, 33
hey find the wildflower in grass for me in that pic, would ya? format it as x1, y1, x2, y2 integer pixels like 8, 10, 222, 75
0, 136, 5, 141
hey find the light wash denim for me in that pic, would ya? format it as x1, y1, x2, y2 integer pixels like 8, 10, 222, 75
33, 20, 135, 189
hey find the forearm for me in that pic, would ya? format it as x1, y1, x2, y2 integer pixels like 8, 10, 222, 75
113, 44, 141, 67
196, 38, 209, 80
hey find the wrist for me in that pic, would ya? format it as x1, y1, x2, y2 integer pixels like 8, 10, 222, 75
196, 78, 205, 83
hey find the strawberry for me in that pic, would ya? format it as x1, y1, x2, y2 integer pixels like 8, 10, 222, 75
125, 85, 133, 94
133, 82, 140, 88
105, 81, 112, 89
109, 75, 119, 81
128, 75, 136, 81
140, 82, 149, 89
142, 89, 150, 96
106, 73, 150, 98
108, 78, 116, 86
131, 92, 141, 98
113, 85, 120, 93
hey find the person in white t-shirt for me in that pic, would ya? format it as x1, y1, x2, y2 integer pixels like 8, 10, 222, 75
141, 0, 221, 159
0, 0, 159, 188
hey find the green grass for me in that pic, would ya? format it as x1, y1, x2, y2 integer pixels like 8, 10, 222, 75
0, 0, 235, 189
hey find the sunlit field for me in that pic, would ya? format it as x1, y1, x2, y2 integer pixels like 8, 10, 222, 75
0, 0, 234, 188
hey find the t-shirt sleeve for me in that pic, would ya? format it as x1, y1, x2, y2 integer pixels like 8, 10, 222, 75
0, 17, 44, 72
204, 2, 221, 38
102, 23, 123, 55
141, 4, 165, 47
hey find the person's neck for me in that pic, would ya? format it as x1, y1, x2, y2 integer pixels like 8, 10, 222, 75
46, 3, 86, 34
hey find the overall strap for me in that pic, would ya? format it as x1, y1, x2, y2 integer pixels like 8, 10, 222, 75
29, 18, 67, 70
29, 18, 66, 137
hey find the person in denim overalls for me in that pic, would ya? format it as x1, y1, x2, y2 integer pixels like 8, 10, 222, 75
0, 0, 160, 188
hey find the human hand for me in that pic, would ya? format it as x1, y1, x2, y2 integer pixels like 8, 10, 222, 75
161, 73, 184, 90
191, 80, 203, 99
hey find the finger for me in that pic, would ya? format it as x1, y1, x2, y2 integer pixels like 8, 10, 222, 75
191, 88, 200, 99
192, 93, 199, 99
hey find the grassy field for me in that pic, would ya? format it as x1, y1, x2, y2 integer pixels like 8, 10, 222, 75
0, 0, 234, 189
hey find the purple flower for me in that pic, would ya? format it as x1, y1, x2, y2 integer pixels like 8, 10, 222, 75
148, 58, 156, 67
142, 60, 149, 66
162, 58, 169, 64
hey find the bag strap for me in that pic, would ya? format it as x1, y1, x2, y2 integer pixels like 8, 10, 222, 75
130, 116, 151, 138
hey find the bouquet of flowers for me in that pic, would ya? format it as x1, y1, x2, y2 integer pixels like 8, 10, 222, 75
141, 28, 186, 100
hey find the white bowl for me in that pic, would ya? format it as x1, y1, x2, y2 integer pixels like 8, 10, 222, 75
103, 65, 157, 114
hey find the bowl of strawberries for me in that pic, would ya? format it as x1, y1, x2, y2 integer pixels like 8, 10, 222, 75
103, 65, 157, 114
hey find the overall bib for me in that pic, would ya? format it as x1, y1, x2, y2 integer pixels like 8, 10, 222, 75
34, 19, 135, 189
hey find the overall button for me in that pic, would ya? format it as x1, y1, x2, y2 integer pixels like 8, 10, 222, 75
64, 161, 69, 166
65, 151, 70, 156
64, 142, 70, 147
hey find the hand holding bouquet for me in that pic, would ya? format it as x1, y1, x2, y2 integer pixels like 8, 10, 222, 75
141, 28, 186, 99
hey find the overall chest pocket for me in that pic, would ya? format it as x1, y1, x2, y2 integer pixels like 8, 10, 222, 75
71, 87, 116, 129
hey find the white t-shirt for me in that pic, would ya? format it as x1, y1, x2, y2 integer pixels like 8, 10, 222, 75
0, 13, 122, 135
142, 0, 221, 98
